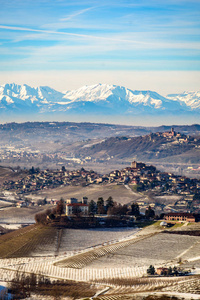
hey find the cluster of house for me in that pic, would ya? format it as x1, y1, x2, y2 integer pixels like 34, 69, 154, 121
155, 127, 189, 143
155, 267, 190, 276
108, 161, 200, 196
0, 147, 43, 162
2, 168, 101, 193
64, 199, 198, 222
2, 161, 200, 213
0, 147, 75, 165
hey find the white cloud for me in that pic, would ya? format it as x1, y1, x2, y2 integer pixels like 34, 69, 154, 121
1, 25, 200, 51
60, 6, 96, 21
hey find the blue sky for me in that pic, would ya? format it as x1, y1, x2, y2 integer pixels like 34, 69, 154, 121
0, 0, 200, 93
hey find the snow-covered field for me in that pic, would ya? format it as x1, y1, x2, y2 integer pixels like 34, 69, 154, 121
0, 223, 23, 230
0, 206, 51, 223
87, 232, 200, 269
0, 227, 147, 282
0, 224, 200, 299
58, 227, 139, 254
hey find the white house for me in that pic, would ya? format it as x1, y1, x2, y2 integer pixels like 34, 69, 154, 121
66, 203, 88, 216
65, 197, 88, 216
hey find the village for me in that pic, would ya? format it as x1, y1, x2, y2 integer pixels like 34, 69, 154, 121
1, 159, 200, 216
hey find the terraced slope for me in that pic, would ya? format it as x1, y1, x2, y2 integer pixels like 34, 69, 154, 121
54, 231, 156, 269
0, 225, 57, 258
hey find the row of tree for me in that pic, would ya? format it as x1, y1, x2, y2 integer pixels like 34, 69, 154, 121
6, 271, 96, 299
88, 196, 141, 216
89, 196, 155, 219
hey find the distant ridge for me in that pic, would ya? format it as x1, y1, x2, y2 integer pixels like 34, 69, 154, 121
167, 91, 200, 110
0, 83, 199, 116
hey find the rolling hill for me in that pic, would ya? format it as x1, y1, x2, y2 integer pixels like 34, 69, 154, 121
75, 131, 200, 164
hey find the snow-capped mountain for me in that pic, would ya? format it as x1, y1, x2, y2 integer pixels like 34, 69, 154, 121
63, 84, 188, 113
0, 83, 64, 104
64, 84, 167, 107
0, 83, 199, 116
167, 91, 200, 111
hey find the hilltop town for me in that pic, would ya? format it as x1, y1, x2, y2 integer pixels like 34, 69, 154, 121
0, 123, 200, 178
1, 158, 200, 216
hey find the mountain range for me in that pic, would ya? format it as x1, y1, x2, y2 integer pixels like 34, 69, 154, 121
0, 83, 200, 116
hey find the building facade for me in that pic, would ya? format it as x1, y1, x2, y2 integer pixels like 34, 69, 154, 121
65, 197, 89, 216
164, 212, 195, 222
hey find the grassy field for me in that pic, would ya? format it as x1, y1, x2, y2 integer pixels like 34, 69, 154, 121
27, 183, 145, 205
0, 205, 52, 223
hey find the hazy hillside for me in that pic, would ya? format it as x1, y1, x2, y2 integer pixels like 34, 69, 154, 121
0, 122, 199, 176
75, 132, 200, 164
150, 124, 200, 135
0, 122, 200, 143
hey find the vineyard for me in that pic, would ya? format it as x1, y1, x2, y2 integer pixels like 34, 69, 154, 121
0, 224, 57, 258
0, 224, 140, 258
0, 223, 200, 299
93, 276, 200, 299
54, 232, 156, 269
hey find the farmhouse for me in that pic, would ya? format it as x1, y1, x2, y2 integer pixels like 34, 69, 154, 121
164, 212, 196, 222
66, 203, 89, 216
156, 267, 169, 275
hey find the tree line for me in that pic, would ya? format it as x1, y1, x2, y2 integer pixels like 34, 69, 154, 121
3, 271, 96, 299
35, 196, 155, 224
89, 196, 155, 219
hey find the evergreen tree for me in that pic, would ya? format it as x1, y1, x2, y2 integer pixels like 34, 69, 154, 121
88, 200, 97, 214
61, 166, 66, 172
97, 197, 105, 214
147, 265, 155, 275
130, 202, 140, 216
145, 206, 155, 219
29, 166, 35, 174
167, 266, 173, 275
106, 196, 114, 212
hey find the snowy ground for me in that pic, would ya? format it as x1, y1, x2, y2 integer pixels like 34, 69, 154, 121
0, 205, 52, 223
0, 228, 150, 282
87, 232, 200, 269
0, 225, 200, 298
0, 223, 23, 230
